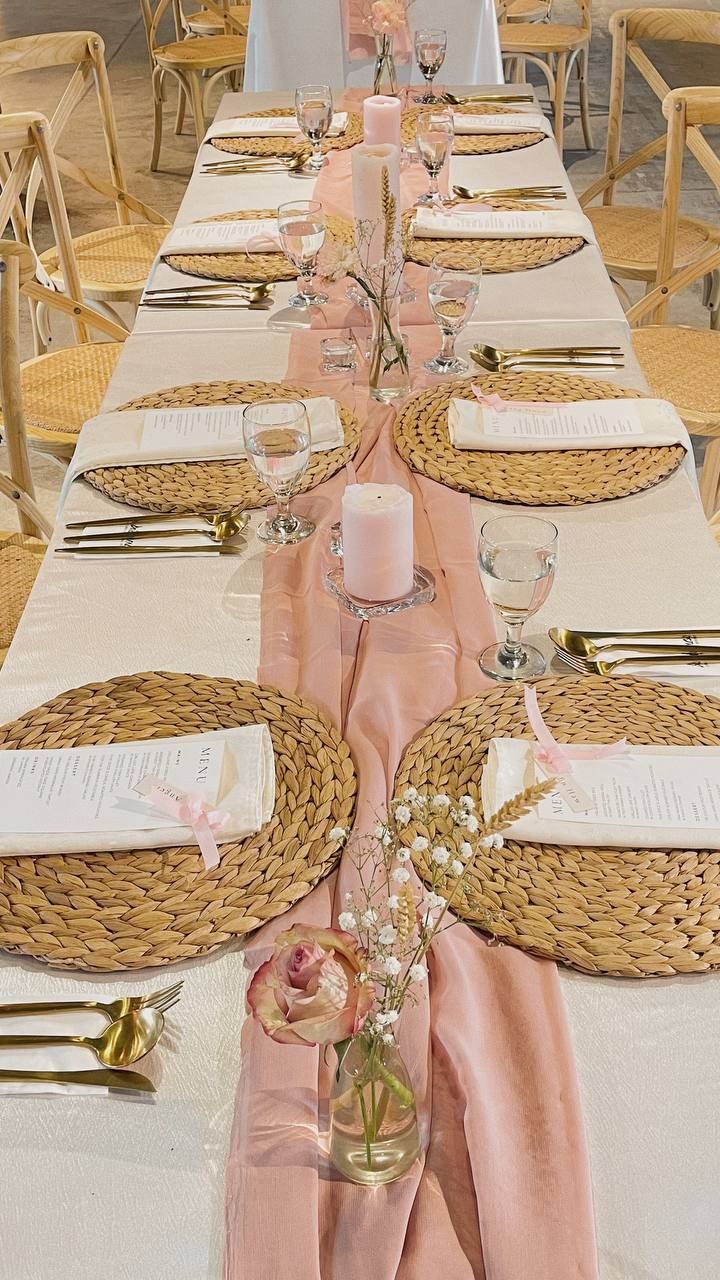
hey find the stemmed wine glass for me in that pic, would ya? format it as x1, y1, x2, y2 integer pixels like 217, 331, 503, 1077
426, 253, 481, 374
477, 515, 558, 680
295, 84, 333, 171
242, 400, 315, 545
414, 28, 447, 103
277, 199, 328, 308
414, 109, 454, 205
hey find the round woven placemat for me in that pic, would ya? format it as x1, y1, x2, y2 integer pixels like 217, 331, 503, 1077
401, 206, 584, 273
395, 676, 720, 978
85, 379, 360, 514
401, 102, 545, 155
164, 208, 354, 284
394, 373, 684, 505
0, 672, 357, 972
210, 105, 363, 157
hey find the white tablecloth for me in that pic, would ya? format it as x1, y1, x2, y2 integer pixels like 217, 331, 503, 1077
243, 0, 503, 91
0, 89, 718, 1280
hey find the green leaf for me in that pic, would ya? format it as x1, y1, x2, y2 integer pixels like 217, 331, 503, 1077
333, 1038, 352, 1081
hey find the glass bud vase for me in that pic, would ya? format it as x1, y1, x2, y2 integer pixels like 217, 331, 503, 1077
373, 33, 399, 95
368, 295, 410, 402
329, 1034, 421, 1186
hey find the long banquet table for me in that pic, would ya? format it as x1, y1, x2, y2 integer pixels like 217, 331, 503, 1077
0, 89, 719, 1280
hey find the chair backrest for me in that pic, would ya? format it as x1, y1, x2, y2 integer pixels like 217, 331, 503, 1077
580, 8, 720, 210
627, 86, 720, 325
0, 30, 165, 251
0, 242, 53, 541
138, 0, 245, 52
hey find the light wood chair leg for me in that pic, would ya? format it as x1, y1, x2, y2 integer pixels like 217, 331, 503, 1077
151, 66, 165, 172
553, 51, 567, 155
0, 256, 40, 538
700, 439, 720, 518
578, 44, 593, 150
174, 82, 187, 135
702, 269, 720, 331
185, 70, 207, 148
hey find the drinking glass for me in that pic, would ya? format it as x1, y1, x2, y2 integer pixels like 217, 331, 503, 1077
415, 109, 454, 205
414, 28, 447, 102
295, 84, 333, 171
278, 199, 328, 308
242, 400, 315, 544
425, 253, 481, 374
477, 516, 558, 680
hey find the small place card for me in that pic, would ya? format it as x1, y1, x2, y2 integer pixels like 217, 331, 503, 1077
161, 218, 278, 254
0, 736, 226, 835
481, 401, 647, 441
537, 753, 720, 830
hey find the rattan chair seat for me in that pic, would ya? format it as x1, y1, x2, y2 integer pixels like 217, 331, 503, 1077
185, 4, 250, 33
587, 206, 718, 281
154, 33, 247, 68
500, 21, 588, 51
0, 533, 45, 660
0, 342, 124, 459
505, 0, 550, 18
632, 326, 720, 435
40, 224, 168, 302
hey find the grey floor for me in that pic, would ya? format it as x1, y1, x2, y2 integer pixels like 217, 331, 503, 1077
0, 0, 718, 520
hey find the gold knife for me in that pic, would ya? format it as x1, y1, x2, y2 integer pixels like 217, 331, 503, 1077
0, 1067, 155, 1093
56, 543, 248, 557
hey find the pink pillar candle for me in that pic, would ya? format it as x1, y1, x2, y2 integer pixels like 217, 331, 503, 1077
351, 142, 401, 268
363, 94, 402, 148
341, 483, 414, 602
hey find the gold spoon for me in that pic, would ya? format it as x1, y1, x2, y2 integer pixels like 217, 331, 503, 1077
452, 184, 566, 201
66, 507, 249, 534
549, 625, 720, 660
443, 91, 534, 104
65, 512, 249, 546
0, 1007, 165, 1068
201, 152, 311, 173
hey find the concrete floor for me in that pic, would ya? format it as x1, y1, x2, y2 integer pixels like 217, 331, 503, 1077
0, 0, 718, 522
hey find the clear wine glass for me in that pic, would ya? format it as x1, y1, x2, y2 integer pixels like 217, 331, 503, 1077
425, 253, 481, 374
242, 400, 315, 545
277, 199, 328, 308
415, 109, 454, 206
414, 28, 447, 103
295, 84, 333, 171
477, 515, 558, 680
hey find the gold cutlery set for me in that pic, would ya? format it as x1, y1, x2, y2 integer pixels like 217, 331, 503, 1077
550, 627, 720, 675
200, 152, 312, 176
57, 509, 250, 559
443, 91, 535, 105
470, 342, 625, 373
451, 184, 567, 203
143, 282, 275, 311
0, 981, 182, 1093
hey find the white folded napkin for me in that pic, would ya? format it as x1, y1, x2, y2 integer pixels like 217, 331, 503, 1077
0, 724, 275, 857
160, 218, 280, 256
482, 738, 720, 850
0, 1005, 131, 1096
448, 397, 691, 452
204, 112, 348, 141
64, 398, 344, 489
452, 111, 554, 138
413, 207, 597, 245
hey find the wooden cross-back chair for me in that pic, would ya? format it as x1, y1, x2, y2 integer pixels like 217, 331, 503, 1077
0, 31, 168, 342
183, 0, 251, 39
579, 9, 720, 323
497, 0, 592, 155
0, 242, 53, 665
0, 112, 127, 462
138, 0, 247, 166
624, 86, 720, 517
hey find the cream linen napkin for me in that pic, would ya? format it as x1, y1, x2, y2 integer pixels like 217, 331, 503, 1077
0, 1005, 135, 1096
452, 111, 554, 138
63, 398, 344, 491
481, 739, 720, 850
413, 206, 597, 245
160, 218, 281, 255
0, 724, 275, 857
448, 397, 691, 452
204, 112, 348, 141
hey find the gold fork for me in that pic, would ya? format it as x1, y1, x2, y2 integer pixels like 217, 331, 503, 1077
0, 980, 184, 1024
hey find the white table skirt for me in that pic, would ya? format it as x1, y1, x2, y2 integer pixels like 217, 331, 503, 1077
0, 89, 718, 1280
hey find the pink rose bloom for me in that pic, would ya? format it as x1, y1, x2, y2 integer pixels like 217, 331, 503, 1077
371, 0, 406, 34
247, 924, 375, 1046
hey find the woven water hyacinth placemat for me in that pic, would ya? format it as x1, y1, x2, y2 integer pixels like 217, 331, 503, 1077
0, 672, 357, 972
210, 106, 363, 157
395, 675, 720, 977
85, 379, 360, 514
393, 373, 684, 505
163, 208, 354, 284
401, 102, 545, 155
401, 206, 585, 273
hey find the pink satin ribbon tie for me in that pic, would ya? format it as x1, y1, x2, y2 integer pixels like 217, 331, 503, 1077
471, 387, 558, 412
524, 684, 627, 776
244, 232, 283, 258
135, 774, 229, 870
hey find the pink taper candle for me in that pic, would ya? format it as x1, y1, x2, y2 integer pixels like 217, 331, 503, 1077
363, 94, 402, 148
341, 483, 414, 602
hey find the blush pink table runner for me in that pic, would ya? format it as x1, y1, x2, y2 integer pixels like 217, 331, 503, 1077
223, 146, 598, 1280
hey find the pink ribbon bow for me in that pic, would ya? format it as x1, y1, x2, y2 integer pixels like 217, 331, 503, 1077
524, 685, 626, 776
244, 232, 283, 257
471, 387, 558, 412
135, 774, 229, 871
